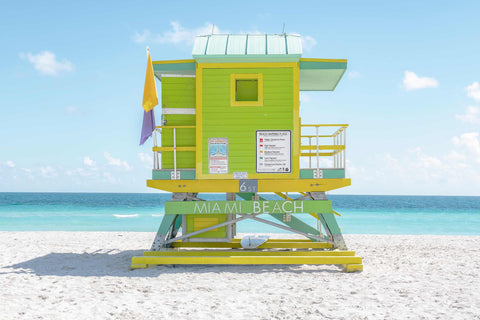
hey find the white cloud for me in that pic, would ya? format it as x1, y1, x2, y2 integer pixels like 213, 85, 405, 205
134, 22, 224, 45
5, 161, 15, 168
299, 92, 311, 104
452, 132, 480, 157
20, 51, 73, 75
133, 22, 316, 53
347, 71, 360, 79
40, 166, 57, 178
138, 152, 153, 167
83, 156, 96, 167
466, 82, 480, 102
445, 150, 466, 163
455, 106, 480, 124
103, 172, 116, 184
301, 35, 317, 51
410, 147, 444, 170
132, 30, 151, 43
402, 71, 438, 91
104, 152, 131, 170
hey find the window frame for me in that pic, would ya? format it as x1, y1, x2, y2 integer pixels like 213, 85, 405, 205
230, 73, 264, 107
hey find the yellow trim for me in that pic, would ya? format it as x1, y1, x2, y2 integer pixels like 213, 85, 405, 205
147, 178, 351, 193
152, 146, 196, 152
301, 135, 334, 138
230, 73, 264, 107
153, 59, 196, 64
197, 62, 297, 69
293, 62, 300, 178
143, 250, 355, 256
300, 58, 348, 63
300, 152, 334, 157
343, 264, 363, 272
301, 124, 349, 127
131, 255, 361, 265
195, 64, 203, 177
332, 210, 341, 217
155, 125, 196, 129
195, 61, 297, 180
300, 145, 345, 151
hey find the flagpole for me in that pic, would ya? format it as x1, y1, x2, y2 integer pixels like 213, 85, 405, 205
140, 45, 158, 145
147, 45, 158, 168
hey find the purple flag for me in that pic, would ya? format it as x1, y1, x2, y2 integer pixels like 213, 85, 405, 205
139, 109, 155, 145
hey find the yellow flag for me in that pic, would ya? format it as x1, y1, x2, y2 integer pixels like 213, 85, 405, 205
142, 49, 158, 112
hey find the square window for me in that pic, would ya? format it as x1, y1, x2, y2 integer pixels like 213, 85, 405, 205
236, 79, 258, 101
230, 73, 263, 106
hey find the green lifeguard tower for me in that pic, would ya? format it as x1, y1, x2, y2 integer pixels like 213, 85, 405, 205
132, 33, 362, 272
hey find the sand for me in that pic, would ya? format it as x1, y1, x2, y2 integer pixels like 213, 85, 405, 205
0, 232, 479, 319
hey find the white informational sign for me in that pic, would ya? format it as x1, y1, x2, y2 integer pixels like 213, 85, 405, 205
208, 138, 228, 174
256, 130, 291, 173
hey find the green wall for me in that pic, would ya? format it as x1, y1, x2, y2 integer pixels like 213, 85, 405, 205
161, 77, 196, 169
201, 67, 294, 175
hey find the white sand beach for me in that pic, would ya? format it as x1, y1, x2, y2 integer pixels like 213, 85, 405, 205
1, 232, 479, 319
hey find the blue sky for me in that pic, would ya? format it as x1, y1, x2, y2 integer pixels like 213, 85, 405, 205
1, 1, 479, 195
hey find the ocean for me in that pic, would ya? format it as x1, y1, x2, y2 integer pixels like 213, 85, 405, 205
0, 193, 479, 235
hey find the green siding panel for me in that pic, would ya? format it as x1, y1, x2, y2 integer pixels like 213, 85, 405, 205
300, 169, 345, 179
202, 67, 295, 175
152, 170, 196, 180
161, 77, 196, 169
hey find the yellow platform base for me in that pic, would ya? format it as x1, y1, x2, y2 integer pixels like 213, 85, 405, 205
131, 240, 363, 272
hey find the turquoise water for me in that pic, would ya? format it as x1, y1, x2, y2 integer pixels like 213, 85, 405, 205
0, 193, 479, 235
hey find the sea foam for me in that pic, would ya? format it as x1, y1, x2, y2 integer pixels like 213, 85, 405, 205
113, 214, 139, 218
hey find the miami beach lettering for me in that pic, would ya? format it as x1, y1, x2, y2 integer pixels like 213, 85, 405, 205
194, 201, 242, 214
192, 201, 303, 215
164, 200, 331, 215
252, 200, 303, 214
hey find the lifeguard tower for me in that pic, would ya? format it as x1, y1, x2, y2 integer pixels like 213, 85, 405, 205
132, 33, 363, 272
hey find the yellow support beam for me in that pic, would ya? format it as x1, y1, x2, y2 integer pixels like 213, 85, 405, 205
152, 146, 196, 152
143, 250, 356, 257
148, 178, 351, 193
301, 124, 349, 128
300, 145, 345, 151
343, 264, 364, 272
301, 135, 334, 138
131, 255, 362, 266
155, 125, 196, 129
300, 152, 334, 157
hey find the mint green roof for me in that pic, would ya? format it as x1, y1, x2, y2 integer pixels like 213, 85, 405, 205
299, 60, 347, 91
192, 34, 302, 62
151, 58, 347, 91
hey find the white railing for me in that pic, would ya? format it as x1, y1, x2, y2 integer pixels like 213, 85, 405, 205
300, 124, 348, 176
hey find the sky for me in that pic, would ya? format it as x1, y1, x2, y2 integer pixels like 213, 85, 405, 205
0, 1, 479, 195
